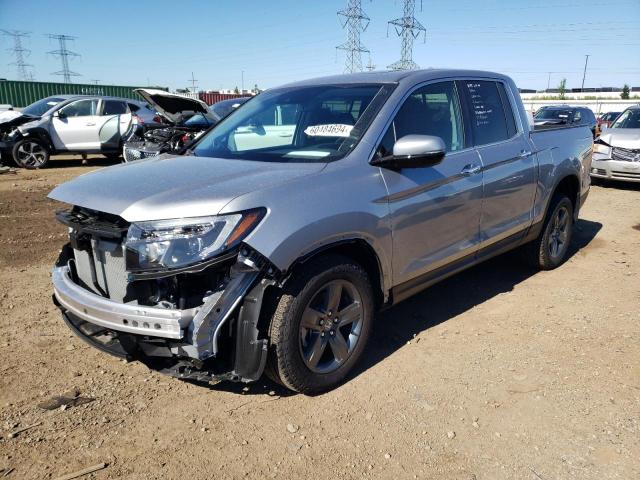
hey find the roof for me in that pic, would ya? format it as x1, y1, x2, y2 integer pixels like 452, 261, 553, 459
44, 94, 144, 103
275, 69, 514, 89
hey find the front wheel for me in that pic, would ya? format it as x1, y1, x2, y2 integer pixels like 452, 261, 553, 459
12, 138, 50, 169
265, 255, 374, 394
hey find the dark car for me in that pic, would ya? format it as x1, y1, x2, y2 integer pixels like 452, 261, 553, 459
534, 105, 597, 137
596, 111, 622, 130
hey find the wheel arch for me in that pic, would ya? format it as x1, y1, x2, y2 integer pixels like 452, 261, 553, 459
286, 238, 387, 308
551, 174, 581, 221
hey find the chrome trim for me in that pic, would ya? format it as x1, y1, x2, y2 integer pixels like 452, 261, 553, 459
52, 265, 196, 339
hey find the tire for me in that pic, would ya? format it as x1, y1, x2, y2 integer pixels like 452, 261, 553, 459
12, 138, 50, 169
523, 193, 574, 270
265, 255, 374, 394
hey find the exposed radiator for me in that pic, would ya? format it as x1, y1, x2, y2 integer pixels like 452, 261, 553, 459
73, 238, 128, 302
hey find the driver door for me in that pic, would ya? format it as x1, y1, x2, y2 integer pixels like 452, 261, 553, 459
50, 98, 100, 150
375, 81, 484, 294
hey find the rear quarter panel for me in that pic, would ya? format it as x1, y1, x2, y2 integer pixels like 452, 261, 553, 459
529, 125, 592, 223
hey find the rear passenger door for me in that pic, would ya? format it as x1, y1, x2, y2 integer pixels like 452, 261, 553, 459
459, 80, 536, 246
376, 81, 484, 290
99, 100, 132, 150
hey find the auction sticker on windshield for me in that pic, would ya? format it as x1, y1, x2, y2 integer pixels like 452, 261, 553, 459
304, 124, 353, 137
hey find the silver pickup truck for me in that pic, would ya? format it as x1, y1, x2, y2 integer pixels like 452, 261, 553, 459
49, 70, 592, 394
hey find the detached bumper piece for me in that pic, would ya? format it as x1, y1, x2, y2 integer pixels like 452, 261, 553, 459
53, 248, 277, 384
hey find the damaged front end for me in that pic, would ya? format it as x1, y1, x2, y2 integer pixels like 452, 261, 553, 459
52, 207, 278, 384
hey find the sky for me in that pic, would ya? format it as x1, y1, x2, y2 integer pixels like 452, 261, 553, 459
1, 0, 639, 92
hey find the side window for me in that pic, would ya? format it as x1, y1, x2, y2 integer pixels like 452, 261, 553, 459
496, 82, 518, 137
463, 81, 510, 145
573, 110, 582, 123
388, 81, 464, 153
376, 124, 396, 159
102, 101, 128, 115
59, 99, 98, 117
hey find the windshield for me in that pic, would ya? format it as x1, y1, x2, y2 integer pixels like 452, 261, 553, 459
192, 84, 390, 163
611, 109, 640, 129
22, 97, 65, 116
535, 109, 572, 121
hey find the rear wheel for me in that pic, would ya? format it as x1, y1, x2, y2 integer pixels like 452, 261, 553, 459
265, 255, 374, 394
12, 138, 50, 169
523, 193, 574, 270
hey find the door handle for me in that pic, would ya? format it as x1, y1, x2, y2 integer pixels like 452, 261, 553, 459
461, 163, 482, 175
85, 122, 96, 126
519, 149, 533, 158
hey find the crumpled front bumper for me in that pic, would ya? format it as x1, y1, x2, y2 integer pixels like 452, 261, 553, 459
591, 153, 640, 183
52, 251, 274, 383
52, 265, 193, 339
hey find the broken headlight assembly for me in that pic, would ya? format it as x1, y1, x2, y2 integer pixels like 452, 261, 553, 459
593, 139, 611, 156
124, 208, 265, 272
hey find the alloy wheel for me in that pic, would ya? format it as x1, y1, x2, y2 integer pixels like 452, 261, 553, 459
548, 205, 570, 260
298, 279, 364, 374
16, 141, 47, 168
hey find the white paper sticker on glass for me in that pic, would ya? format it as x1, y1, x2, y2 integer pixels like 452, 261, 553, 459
304, 124, 353, 137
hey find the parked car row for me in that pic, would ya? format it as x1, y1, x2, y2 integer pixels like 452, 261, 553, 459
0, 92, 249, 168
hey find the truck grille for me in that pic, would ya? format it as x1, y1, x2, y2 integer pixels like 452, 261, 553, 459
123, 143, 160, 163
611, 147, 640, 163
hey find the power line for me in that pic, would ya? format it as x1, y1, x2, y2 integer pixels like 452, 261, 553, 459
189, 72, 198, 91
336, 0, 370, 74
387, 0, 426, 71
1, 30, 34, 80
47, 34, 80, 83
581, 54, 590, 90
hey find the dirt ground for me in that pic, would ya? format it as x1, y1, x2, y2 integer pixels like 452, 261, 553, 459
0, 156, 638, 480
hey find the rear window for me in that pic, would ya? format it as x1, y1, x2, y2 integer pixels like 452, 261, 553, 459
535, 109, 572, 121
462, 80, 511, 145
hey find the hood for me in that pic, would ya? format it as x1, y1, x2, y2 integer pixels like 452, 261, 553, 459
48, 155, 326, 222
135, 89, 209, 124
0, 111, 40, 132
599, 129, 640, 149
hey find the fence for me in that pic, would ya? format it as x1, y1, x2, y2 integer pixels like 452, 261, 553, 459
0, 80, 166, 108
198, 92, 253, 105
521, 99, 640, 115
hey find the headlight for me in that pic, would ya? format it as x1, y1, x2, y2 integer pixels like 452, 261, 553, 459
593, 143, 611, 156
124, 209, 265, 272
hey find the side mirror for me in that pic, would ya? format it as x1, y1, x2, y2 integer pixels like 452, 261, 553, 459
600, 124, 608, 132
371, 134, 446, 169
54, 110, 65, 118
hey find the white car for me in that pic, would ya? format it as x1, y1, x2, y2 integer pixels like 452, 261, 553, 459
592, 106, 640, 183
0, 95, 153, 168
